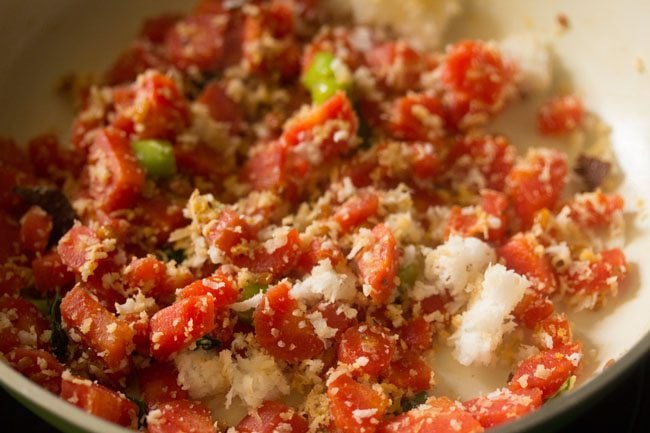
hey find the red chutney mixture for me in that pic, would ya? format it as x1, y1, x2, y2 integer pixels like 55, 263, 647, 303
0, 1, 629, 433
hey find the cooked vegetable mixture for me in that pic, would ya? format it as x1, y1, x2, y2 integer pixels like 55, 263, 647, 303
0, 1, 630, 432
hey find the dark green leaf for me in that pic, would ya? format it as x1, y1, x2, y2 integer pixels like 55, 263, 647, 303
194, 335, 220, 351
400, 391, 428, 413
126, 395, 148, 429
50, 292, 69, 362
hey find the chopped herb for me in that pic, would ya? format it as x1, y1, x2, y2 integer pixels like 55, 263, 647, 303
127, 395, 148, 429
194, 335, 221, 351
241, 282, 268, 301
549, 375, 577, 399
13, 186, 76, 247
398, 263, 420, 290
28, 298, 50, 316
160, 246, 186, 263
50, 292, 69, 362
400, 391, 428, 412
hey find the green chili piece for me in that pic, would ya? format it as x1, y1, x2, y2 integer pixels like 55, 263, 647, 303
131, 139, 177, 179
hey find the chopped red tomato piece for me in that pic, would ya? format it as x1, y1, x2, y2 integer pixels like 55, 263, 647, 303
197, 80, 243, 132
139, 362, 189, 406
204, 209, 254, 255
27, 133, 80, 181
237, 400, 309, 433
149, 295, 216, 360
446, 190, 509, 242
0, 213, 21, 262
308, 301, 357, 341
139, 13, 182, 44
378, 396, 483, 433
464, 388, 542, 428
32, 250, 76, 295
20, 206, 52, 255
243, 141, 288, 192
387, 93, 446, 141
282, 91, 358, 163
386, 353, 433, 392
6, 348, 64, 394
338, 323, 396, 378
333, 191, 379, 232
0, 263, 30, 297
234, 228, 301, 278
57, 225, 102, 276
0, 296, 51, 354
60, 373, 138, 428
85, 128, 145, 212
441, 40, 514, 119
563, 248, 628, 307
295, 237, 344, 274
509, 343, 582, 400
506, 148, 568, 228
446, 134, 516, 192
399, 317, 432, 353
177, 270, 239, 309
533, 313, 573, 350
123, 256, 167, 293
537, 95, 584, 136
303, 27, 363, 72
147, 399, 215, 433
366, 41, 430, 93
105, 40, 166, 85
514, 290, 555, 329
566, 191, 624, 228
113, 70, 189, 139
164, 11, 228, 72
354, 224, 398, 305
498, 234, 557, 295
254, 282, 324, 363
328, 372, 390, 433
408, 141, 443, 181
60, 285, 135, 370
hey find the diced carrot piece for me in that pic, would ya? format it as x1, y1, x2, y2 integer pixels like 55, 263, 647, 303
149, 295, 216, 360
253, 282, 324, 363
537, 95, 584, 136
354, 224, 398, 305
6, 348, 64, 394
60, 373, 138, 428
498, 234, 557, 295
333, 191, 379, 233
509, 343, 582, 400
338, 323, 396, 378
446, 190, 509, 243
32, 250, 76, 295
328, 373, 390, 433
506, 148, 567, 229
20, 206, 53, 255
60, 285, 135, 370
177, 270, 239, 309
378, 397, 483, 433
86, 128, 145, 212
464, 388, 543, 428
237, 400, 309, 433
295, 237, 344, 274
385, 353, 433, 392
0, 296, 51, 354
139, 362, 189, 407
147, 399, 215, 433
